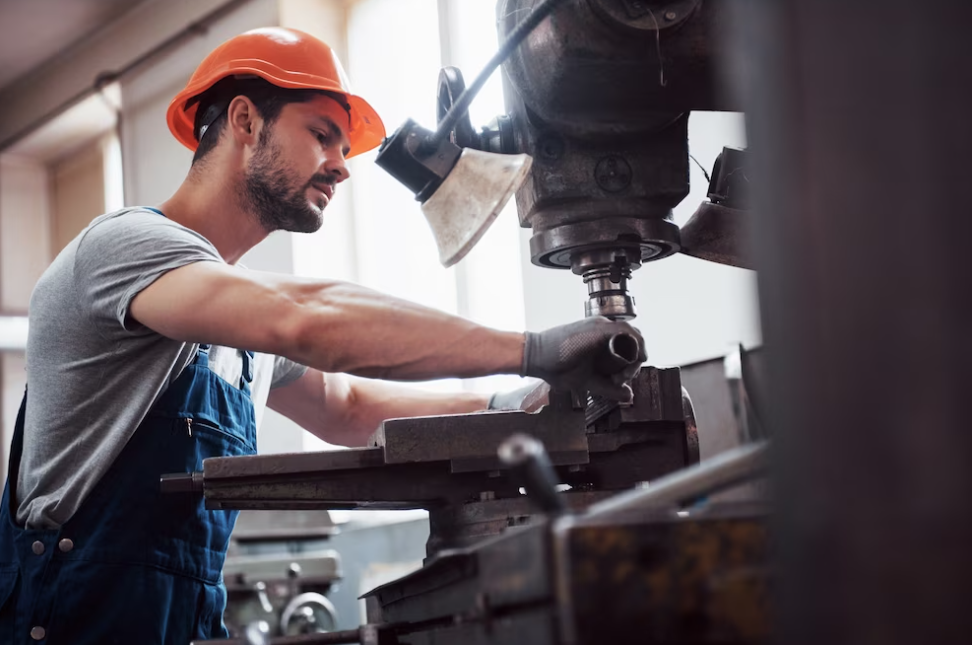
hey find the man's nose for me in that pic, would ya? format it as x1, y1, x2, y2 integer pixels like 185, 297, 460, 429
324, 154, 350, 184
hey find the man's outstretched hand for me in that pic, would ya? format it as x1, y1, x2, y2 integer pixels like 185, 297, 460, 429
521, 316, 647, 402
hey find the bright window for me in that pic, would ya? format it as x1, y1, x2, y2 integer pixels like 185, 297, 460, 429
299, 0, 529, 396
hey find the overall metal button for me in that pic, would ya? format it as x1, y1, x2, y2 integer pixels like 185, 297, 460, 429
30, 625, 46, 640
30, 541, 44, 555
58, 538, 74, 553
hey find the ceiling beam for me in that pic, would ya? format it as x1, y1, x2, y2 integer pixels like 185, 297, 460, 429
0, 0, 253, 151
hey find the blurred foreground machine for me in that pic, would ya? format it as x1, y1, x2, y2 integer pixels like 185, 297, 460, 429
183, 1, 769, 643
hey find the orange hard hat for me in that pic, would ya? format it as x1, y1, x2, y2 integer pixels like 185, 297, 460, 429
166, 27, 385, 158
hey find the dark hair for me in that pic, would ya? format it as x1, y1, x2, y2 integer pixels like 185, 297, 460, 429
190, 76, 350, 165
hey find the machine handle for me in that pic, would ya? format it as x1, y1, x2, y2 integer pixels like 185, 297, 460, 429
159, 471, 204, 494
498, 433, 568, 515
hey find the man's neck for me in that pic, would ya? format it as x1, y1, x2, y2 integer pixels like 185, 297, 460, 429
156, 167, 268, 265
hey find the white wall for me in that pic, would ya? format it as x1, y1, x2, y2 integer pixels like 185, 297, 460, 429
0, 155, 51, 311
0, 354, 26, 481
51, 138, 107, 254
0, 155, 51, 480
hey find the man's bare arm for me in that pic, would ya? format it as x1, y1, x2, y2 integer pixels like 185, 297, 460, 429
129, 262, 524, 380
267, 368, 489, 447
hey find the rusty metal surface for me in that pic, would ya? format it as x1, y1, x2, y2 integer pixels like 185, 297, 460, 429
556, 505, 769, 644
360, 503, 769, 645
680, 202, 755, 269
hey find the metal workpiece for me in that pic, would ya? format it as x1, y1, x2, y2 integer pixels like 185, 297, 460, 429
593, 331, 641, 374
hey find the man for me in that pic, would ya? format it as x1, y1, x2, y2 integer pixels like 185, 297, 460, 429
0, 28, 644, 644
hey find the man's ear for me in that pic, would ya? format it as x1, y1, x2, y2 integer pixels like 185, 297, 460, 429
226, 95, 261, 147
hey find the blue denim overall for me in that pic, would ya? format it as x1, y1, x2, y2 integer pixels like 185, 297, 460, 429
0, 344, 257, 644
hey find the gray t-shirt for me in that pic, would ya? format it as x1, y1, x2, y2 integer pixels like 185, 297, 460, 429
18, 208, 307, 529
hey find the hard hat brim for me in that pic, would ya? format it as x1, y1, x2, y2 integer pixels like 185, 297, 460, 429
166, 64, 386, 159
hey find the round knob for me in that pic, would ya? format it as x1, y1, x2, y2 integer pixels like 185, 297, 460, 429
244, 620, 270, 645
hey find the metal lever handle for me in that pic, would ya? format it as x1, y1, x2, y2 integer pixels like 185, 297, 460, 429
498, 433, 568, 515
159, 471, 204, 494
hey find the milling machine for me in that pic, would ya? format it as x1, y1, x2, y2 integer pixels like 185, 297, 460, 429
179, 1, 769, 643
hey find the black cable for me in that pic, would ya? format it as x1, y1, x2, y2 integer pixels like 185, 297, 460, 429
690, 153, 711, 184
427, 0, 569, 149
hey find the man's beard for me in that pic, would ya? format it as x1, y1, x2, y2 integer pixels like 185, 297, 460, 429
242, 128, 333, 234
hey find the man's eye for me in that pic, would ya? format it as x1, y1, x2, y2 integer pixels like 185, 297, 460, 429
315, 130, 330, 145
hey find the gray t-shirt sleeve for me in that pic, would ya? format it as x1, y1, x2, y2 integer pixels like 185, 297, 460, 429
74, 209, 224, 335
270, 355, 308, 389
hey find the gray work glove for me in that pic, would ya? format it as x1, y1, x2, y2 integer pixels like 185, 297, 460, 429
521, 316, 647, 402
488, 380, 548, 412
